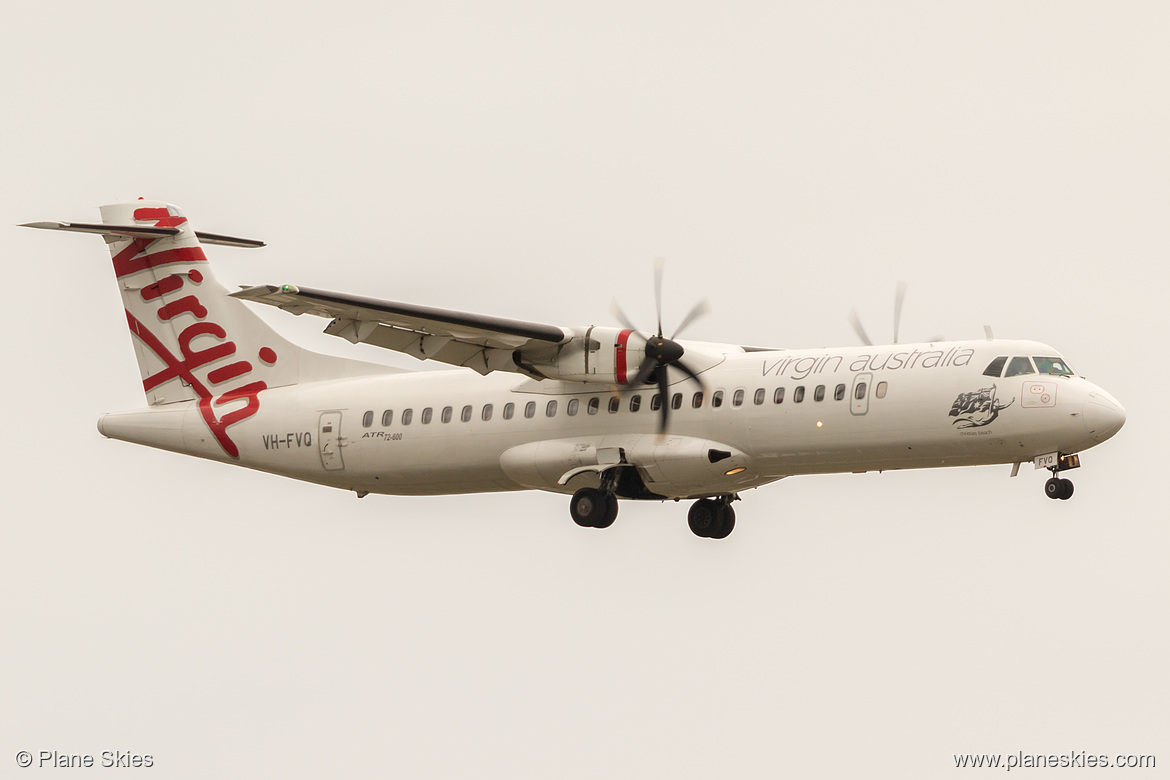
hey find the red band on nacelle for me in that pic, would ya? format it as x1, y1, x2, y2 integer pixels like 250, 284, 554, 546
615, 329, 633, 384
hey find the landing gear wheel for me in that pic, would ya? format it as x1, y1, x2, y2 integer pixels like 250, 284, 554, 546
595, 494, 619, 528
688, 499, 720, 538
570, 488, 608, 527
1045, 477, 1075, 500
709, 505, 736, 539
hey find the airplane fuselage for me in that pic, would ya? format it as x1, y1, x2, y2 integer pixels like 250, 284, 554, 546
98, 337, 1124, 500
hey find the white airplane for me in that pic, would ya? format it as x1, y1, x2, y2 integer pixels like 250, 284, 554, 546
24, 200, 1126, 539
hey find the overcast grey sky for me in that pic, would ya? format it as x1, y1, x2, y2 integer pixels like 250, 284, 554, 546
2, 2, 1166, 778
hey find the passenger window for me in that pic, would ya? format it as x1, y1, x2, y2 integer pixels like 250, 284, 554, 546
609, 397, 620, 413
794, 386, 805, 403
1033, 356, 1074, 376
712, 390, 724, 408
754, 388, 765, 405
672, 393, 683, 410
402, 409, 413, 425
876, 381, 887, 399
587, 397, 600, 415
362, 410, 373, 428
814, 385, 825, 402
524, 401, 536, 419
381, 410, 393, 426
773, 387, 785, 404
855, 382, 867, 399
692, 392, 704, 408
1005, 356, 1036, 377
983, 356, 1008, 378
421, 407, 433, 424
503, 402, 515, 420
546, 400, 558, 417
649, 394, 661, 411
567, 398, 579, 416
629, 395, 641, 412
461, 405, 472, 422
482, 404, 493, 421
441, 406, 453, 424
834, 383, 846, 401
732, 389, 745, 406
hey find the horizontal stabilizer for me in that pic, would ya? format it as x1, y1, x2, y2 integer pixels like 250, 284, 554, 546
20, 221, 265, 247
21, 221, 178, 240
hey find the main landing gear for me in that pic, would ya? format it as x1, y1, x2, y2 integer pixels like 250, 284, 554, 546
687, 497, 736, 539
569, 487, 619, 528
566, 488, 739, 539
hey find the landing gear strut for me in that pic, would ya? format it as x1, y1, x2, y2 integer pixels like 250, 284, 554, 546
688, 496, 736, 539
570, 487, 619, 528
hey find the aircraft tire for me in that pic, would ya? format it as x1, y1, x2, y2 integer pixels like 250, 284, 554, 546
570, 487, 608, 528
688, 499, 720, 538
594, 494, 619, 529
709, 505, 736, 539
1059, 479, 1074, 500
1044, 478, 1063, 499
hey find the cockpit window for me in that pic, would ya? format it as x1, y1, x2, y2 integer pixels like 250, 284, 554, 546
1033, 356, 1074, 376
1005, 356, 1036, 377
983, 356, 1008, 377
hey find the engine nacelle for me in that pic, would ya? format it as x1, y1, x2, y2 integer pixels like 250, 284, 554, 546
526, 326, 644, 385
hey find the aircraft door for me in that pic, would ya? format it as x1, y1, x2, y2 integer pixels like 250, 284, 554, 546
851, 373, 872, 416
319, 412, 345, 471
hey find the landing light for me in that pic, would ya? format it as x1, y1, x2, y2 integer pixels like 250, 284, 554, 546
725, 467, 746, 476
816, 421, 823, 428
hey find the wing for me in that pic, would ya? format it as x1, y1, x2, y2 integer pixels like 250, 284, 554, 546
231, 284, 569, 376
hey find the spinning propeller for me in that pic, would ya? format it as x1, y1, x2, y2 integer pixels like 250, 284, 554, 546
612, 259, 709, 433
848, 281, 943, 345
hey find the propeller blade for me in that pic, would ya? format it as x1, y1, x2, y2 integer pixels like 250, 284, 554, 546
674, 359, 705, 389
671, 298, 710, 340
611, 299, 639, 332
848, 307, 873, 346
653, 257, 665, 336
628, 356, 658, 389
657, 370, 671, 433
893, 280, 908, 344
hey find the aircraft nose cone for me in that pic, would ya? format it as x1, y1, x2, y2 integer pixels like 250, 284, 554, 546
1083, 391, 1126, 443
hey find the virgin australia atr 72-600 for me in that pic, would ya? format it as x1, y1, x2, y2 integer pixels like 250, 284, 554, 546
23, 200, 1125, 539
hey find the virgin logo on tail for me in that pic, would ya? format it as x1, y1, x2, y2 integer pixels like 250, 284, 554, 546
120, 207, 275, 458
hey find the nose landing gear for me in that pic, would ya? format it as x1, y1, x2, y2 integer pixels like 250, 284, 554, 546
1044, 475, 1074, 500
1038, 452, 1079, 501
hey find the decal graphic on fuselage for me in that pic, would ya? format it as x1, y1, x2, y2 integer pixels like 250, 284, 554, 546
949, 385, 1014, 429
118, 207, 274, 458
